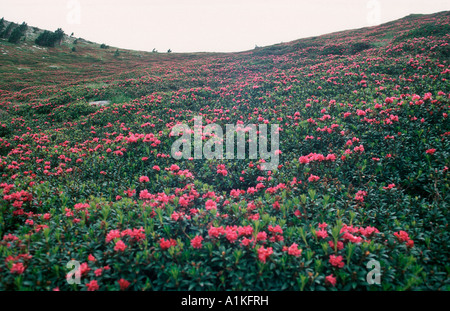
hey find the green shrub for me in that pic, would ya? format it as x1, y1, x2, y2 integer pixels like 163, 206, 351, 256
51, 101, 97, 122
349, 42, 373, 54
320, 45, 343, 55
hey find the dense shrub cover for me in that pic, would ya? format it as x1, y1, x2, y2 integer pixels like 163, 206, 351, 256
0, 12, 449, 291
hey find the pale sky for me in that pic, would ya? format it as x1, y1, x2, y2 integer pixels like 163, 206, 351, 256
0, 0, 449, 53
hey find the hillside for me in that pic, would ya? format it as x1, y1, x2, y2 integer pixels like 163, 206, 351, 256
0, 11, 449, 291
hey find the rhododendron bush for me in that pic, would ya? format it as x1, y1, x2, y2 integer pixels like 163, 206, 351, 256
0, 12, 449, 291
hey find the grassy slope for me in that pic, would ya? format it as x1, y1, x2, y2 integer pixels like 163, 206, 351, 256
0, 11, 447, 95
0, 11, 449, 291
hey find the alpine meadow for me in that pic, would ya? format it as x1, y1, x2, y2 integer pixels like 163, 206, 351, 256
0, 11, 449, 291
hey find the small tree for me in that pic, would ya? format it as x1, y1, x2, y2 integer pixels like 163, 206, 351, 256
0, 18, 5, 34
53, 28, 65, 45
114, 49, 120, 57
1, 22, 15, 39
8, 22, 27, 43
35, 28, 65, 47
35, 30, 53, 46
8, 27, 21, 43
167, 49, 172, 53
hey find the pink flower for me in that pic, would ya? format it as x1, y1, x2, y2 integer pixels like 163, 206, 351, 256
218, 169, 227, 176
139, 176, 149, 183
328, 240, 344, 250
171, 211, 183, 221
230, 189, 242, 198
247, 187, 257, 194
205, 199, 217, 211
114, 240, 127, 252
287, 243, 302, 257
298, 156, 310, 164
268, 225, 283, 235
190, 235, 203, 249
86, 280, 99, 291
256, 231, 267, 241
394, 230, 413, 247
160, 238, 177, 250
25, 219, 34, 226
326, 154, 336, 161
94, 268, 103, 277
178, 197, 189, 207
318, 222, 328, 229
10, 262, 25, 274
240, 237, 253, 246
159, 238, 172, 250
383, 183, 396, 190
308, 174, 320, 182
272, 201, 280, 210
88, 254, 96, 262
316, 228, 328, 239
124, 188, 136, 197
106, 229, 121, 243
425, 148, 436, 155
152, 165, 160, 171
257, 246, 273, 263
79, 262, 90, 276
208, 226, 225, 238
169, 164, 180, 171
325, 274, 337, 287
237, 225, 253, 236
406, 239, 414, 248
118, 278, 130, 291
74, 203, 89, 210
355, 190, 367, 202
329, 255, 344, 268
225, 227, 239, 243
394, 230, 410, 242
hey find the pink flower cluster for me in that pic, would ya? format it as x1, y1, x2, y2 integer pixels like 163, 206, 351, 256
394, 231, 414, 248
282, 243, 302, 257
217, 164, 228, 176
106, 227, 146, 244
354, 190, 368, 202
298, 152, 336, 164
257, 246, 273, 263
329, 255, 345, 268
190, 235, 204, 249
